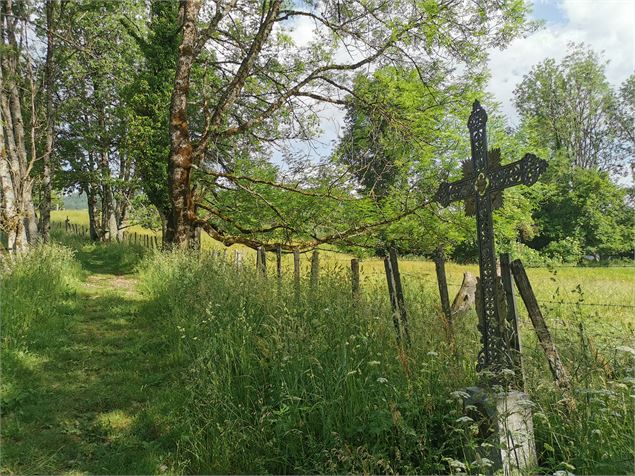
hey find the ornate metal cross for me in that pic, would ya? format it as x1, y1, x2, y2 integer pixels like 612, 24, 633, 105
435, 100, 547, 378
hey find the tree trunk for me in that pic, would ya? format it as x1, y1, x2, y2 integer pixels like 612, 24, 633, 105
24, 191, 38, 242
98, 145, 117, 241
0, 0, 37, 252
40, 0, 56, 243
0, 124, 21, 253
85, 183, 100, 241
166, 0, 202, 248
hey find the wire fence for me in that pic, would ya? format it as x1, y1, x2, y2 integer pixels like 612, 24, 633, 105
54, 220, 634, 310
52, 220, 160, 248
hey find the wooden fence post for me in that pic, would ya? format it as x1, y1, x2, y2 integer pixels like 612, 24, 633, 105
384, 256, 402, 345
433, 249, 452, 324
500, 253, 525, 390
511, 259, 570, 388
293, 248, 301, 298
389, 247, 410, 346
310, 250, 319, 289
276, 246, 282, 284
257, 246, 267, 276
351, 258, 360, 299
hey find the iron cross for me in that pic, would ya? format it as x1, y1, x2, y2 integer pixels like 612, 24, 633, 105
435, 100, 547, 376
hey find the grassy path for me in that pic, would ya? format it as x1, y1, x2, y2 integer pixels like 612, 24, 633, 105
2, 248, 174, 474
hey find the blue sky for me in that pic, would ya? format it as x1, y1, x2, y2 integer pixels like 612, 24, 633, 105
531, 1, 567, 24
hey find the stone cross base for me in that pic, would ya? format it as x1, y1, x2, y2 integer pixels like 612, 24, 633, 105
464, 387, 537, 475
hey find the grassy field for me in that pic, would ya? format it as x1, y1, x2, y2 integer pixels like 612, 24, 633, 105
52, 209, 635, 324
14, 212, 628, 474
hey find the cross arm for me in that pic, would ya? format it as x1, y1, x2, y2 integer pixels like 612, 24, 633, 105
488, 153, 547, 193
434, 175, 475, 207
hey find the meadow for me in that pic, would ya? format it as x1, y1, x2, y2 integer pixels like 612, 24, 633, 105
1, 213, 631, 474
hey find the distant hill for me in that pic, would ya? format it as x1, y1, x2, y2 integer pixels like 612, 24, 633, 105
63, 193, 87, 210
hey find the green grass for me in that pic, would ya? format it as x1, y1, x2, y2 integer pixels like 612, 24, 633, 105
137, 251, 634, 474
1, 236, 177, 475
2, 229, 633, 474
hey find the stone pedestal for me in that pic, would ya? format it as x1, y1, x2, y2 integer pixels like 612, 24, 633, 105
464, 387, 537, 475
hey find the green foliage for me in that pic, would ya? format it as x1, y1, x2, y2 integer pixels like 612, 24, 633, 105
333, 67, 540, 258
514, 44, 626, 172
0, 241, 178, 474
530, 161, 634, 259
512, 46, 635, 262
123, 0, 179, 216
543, 237, 584, 264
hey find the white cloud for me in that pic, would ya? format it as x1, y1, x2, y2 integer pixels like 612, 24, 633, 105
487, 0, 635, 124
288, 14, 317, 48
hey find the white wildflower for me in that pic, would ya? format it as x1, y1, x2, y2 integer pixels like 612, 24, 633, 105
455, 416, 474, 424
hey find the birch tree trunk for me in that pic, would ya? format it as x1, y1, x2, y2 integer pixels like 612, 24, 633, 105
0, 0, 37, 252
0, 120, 18, 251
40, 0, 56, 243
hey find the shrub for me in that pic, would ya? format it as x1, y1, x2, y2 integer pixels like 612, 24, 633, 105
543, 237, 583, 264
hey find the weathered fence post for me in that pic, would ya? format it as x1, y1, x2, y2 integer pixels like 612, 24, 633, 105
276, 246, 282, 284
389, 247, 410, 346
433, 248, 452, 325
234, 250, 243, 267
310, 250, 319, 289
293, 248, 301, 298
500, 253, 525, 389
384, 256, 402, 345
257, 246, 267, 276
351, 258, 360, 299
511, 259, 570, 388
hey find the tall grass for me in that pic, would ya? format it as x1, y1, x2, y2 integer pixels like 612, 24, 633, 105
139, 251, 634, 474
1, 244, 82, 348
1, 244, 83, 422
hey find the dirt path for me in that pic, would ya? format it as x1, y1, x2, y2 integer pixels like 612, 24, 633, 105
2, 264, 172, 474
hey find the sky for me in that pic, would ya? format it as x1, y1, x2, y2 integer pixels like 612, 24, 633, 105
281, 0, 635, 162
